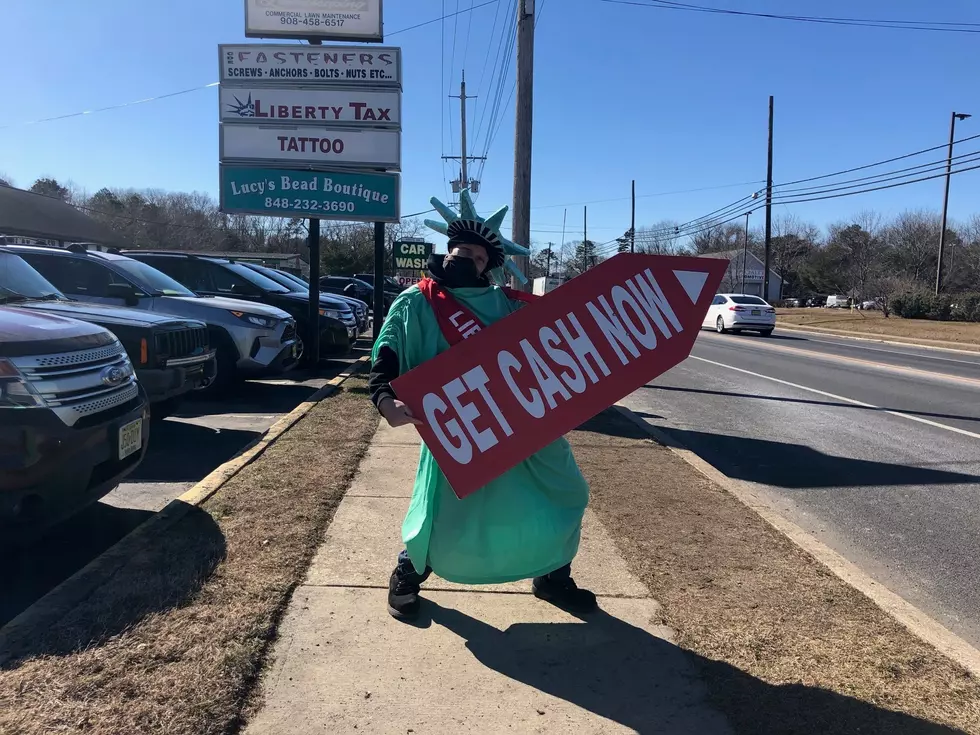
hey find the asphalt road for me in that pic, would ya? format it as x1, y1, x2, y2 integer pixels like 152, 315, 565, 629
622, 328, 980, 648
1, 346, 369, 629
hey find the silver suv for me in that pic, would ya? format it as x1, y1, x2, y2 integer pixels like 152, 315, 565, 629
10, 245, 302, 388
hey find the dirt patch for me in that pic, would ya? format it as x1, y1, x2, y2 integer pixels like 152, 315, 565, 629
777, 308, 980, 351
570, 409, 980, 734
0, 376, 379, 735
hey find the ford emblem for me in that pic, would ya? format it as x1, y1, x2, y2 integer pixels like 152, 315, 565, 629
101, 365, 129, 387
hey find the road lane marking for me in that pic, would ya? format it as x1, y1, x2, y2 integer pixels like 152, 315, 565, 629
773, 323, 980, 357
690, 355, 980, 441
698, 331, 980, 388
773, 335, 980, 367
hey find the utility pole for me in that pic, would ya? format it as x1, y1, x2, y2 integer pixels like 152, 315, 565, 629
558, 208, 566, 283
763, 95, 774, 303
630, 179, 636, 254
936, 111, 972, 295
741, 210, 753, 293
545, 241, 553, 281
444, 71, 485, 202
512, 0, 535, 290
584, 205, 591, 268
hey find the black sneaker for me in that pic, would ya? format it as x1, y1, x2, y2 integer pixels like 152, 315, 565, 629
387, 569, 422, 621
532, 575, 598, 614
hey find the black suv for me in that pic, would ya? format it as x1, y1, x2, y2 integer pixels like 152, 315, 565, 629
0, 248, 215, 418
126, 252, 352, 361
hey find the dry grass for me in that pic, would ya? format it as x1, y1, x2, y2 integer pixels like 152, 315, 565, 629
571, 410, 980, 735
777, 308, 980, 350
0, 376, 379, 735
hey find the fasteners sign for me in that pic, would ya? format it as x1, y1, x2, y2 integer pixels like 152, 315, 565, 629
391, 254, 729, 499
219, 44, 400, 85
245, 0, 383, 42
221, 124, 401, 169
220, 86, 401, 126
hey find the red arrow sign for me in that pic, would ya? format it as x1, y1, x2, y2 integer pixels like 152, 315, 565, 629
391, 253, 729, 499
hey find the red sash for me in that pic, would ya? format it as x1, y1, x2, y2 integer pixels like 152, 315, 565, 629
417, 278, 538, 347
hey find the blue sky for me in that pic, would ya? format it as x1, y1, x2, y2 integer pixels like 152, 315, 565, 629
3, 0, 980, 252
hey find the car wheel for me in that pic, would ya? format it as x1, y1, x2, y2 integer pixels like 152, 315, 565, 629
715, 316, 727, 334
198, 338, 239, 396
760, 329, 773, 337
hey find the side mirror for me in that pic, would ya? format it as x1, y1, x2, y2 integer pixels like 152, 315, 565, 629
106, 282, 139, 306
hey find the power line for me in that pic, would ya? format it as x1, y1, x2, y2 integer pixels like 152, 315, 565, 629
600, 0, 980, 34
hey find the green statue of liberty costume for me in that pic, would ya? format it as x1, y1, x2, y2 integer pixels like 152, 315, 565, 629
370, 190, 596, 620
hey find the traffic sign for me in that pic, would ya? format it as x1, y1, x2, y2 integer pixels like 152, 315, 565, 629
391, 254, 729, 499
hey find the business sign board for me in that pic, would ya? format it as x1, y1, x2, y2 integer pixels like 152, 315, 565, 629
220, 124, 401, 169
219, 44, 400, 85
220, 166, 399, 222
220, 86, 401, 126
396, 274, 423, 288
245, 0, 383, 42
391, 254, 729, 499
393, 240, 433, 271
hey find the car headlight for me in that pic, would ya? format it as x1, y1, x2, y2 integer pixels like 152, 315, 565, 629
0, 358, 46, 408
230, 310, 278, 330
319, 308, 342, 320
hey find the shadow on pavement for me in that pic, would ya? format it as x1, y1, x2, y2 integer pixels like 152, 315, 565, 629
642, 384, 980, 425
422, 604, 960, 735
0, 503, 224, 666
0, 502, 153, 628
126, 420, 260, 484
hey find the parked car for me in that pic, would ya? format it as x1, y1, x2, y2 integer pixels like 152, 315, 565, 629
123, 251, 351, 362
237, 262, 365, 337
826, 295, 850, 308
783, 298, 801, 308
702, 293, 776, 336
0, 249, 215, 418
0, 306, 150, 539
9, 244, 300, 389
272, 269, 369, 333
320, 275, 376, 307
353, 273, 406, 294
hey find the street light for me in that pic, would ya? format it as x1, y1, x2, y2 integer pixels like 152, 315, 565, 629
741, 210, 753, 293
936, 111, 971, 295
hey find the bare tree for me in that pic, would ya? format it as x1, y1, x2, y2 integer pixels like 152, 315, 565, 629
634, 220, 681, 255
885, 209, 942, 287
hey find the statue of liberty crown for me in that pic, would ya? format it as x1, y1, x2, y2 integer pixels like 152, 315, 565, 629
424, 188, 531, 285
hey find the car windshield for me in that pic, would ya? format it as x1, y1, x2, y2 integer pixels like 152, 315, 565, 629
0, 252, 67, 301
730, 296, 768, 305
221, 262, 291, 293
113, 259, 197, 296
250, 264, 303, 292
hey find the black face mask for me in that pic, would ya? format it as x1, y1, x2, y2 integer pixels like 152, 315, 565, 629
442, 255, 482, 288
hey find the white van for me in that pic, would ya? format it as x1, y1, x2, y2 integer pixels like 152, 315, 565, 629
826, 295, 850, 308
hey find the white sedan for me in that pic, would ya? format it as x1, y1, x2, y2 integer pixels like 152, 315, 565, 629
702, 294, 776, 336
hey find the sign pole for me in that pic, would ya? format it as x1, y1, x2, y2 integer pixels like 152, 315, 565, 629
511, 0, 535, 291
373, 221, 386, 342
308, 216, 321, 368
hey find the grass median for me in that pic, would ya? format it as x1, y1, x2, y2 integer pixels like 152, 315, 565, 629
777, 308, 980, 350
0, 375, 379, 735
571, 410, 980, 734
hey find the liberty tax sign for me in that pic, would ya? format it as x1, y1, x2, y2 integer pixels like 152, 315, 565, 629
220, 124, 401, 169
391, 254, 729, 499
219, 44, 400, 85
220, 86, 400, 125
245, 0, 383, 42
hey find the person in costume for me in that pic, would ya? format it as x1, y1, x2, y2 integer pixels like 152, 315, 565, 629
369, 190, 596, 621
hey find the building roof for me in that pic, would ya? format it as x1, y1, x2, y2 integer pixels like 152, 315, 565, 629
0, 185, 121, 245
698, 249, 781, 279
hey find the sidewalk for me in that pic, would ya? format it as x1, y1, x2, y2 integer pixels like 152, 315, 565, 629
244, 420, 733, 734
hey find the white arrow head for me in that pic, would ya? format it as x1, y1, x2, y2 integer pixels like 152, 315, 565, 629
673, 270, 709, 303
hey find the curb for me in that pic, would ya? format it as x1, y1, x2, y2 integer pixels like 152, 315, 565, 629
0, 358, 369, 662
612, 402, 980, 680
775, 322, 980, 355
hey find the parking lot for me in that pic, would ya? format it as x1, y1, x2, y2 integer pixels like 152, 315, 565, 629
1, 345, 370, 628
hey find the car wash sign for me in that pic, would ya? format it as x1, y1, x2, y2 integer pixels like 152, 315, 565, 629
391, 254, 729, 499
393, 240, 433, 271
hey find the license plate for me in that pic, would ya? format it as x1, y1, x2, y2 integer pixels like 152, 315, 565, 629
119, 418, 142, 460
751, 309, 761, 316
